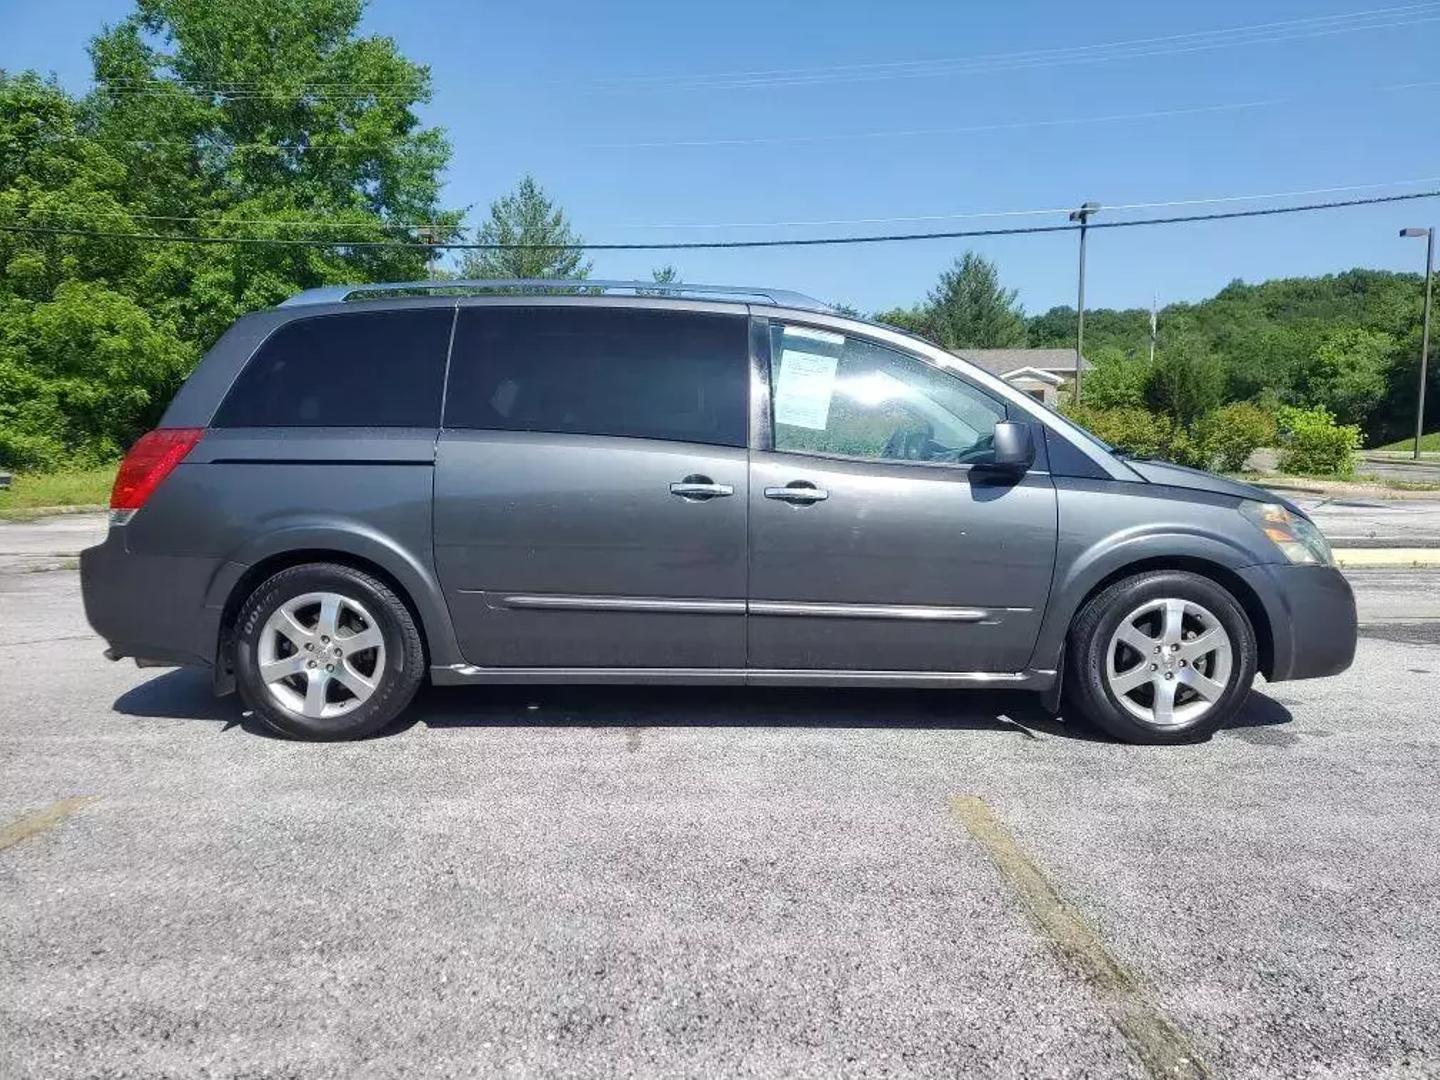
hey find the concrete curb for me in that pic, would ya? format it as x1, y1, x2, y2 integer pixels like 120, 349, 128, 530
1333, 548, 1440, 568
0, 503, 106, 523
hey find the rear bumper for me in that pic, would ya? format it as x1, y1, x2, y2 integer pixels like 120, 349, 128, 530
80, 528, 223, 668
1236, 563, 1357, 682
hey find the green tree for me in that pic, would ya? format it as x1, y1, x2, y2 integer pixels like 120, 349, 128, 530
920, 251, 1027, 349
1295, 327, 1394, 427
1080, 346, 1150, 409
1, 1, 457, 469
651, 265, 679, 285
0, 73, 195, 466
85, 0, 457, 342
1145, 336, 1226, 427
873, 305, 932, 338
459, 176, 590, 280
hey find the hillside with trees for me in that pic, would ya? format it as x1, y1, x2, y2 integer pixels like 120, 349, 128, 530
1024, 269, 1432, 446
872, 255, 1435, 474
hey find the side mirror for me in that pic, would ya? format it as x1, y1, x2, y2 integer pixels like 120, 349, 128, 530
990, 420, 1035, 471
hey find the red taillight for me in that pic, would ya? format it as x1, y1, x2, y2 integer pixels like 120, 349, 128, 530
110, 428, 205, 512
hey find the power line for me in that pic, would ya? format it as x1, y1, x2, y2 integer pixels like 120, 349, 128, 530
3, 190, 1437, 251
85, 3, 1440, 98
581, 2, 1440, 87
9, 176, 1440, 235
614, 176, 1440, 231
587, 80, 1440, 149
75, 79, 1439, 157
581, 9, 1440, 93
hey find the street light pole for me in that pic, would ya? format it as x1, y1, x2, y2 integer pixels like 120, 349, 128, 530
1401, 227, 1435, 460
1069, 202, 1100, 404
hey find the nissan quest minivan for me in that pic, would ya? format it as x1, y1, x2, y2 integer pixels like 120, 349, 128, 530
80, 280, 1357, 743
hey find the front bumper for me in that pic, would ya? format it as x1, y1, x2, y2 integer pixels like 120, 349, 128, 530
80, 527, 224, 668
1236, 563, 1357, 682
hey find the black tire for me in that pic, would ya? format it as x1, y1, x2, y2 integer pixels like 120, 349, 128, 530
1062, 570, 1257, 745
233, 563, 425, 741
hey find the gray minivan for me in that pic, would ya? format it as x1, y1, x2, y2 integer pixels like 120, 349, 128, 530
80, 280, 1357, 744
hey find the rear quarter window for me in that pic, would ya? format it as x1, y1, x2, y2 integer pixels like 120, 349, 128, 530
213, 308, 454, 428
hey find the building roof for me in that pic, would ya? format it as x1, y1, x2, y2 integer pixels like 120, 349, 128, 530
950, 347, 1091, 378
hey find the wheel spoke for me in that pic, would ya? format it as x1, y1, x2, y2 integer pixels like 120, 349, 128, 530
302, 670, 330, 717
340, 626, 382, 654
1179, 665, 1227, 702
1161, 599, 1186, 647
274, 609, 314, 648
1151, 676, 1178, 724
1116, 623, 1158, 655
316, 595, 342, 639
1110, 663, 1153, 695
259, 653, 308, 684
331, 659, 378, 701
1178, 628, 1222, 661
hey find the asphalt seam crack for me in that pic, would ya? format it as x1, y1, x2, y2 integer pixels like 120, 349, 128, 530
0, 797, 100, 853
951, 795, 1210, 1080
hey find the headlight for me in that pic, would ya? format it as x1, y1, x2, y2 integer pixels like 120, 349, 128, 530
1240, 501, 1335, 566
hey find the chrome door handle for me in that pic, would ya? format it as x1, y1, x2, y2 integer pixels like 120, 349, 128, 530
670, 476, 734, 500
765, 484, 829, 504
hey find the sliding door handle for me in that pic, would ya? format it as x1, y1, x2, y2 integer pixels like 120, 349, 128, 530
670, 475, 734, 500
765, 484, 829, 504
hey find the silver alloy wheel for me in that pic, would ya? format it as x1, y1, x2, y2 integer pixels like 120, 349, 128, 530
1105, 598, 1234, 729
256, 591, 386, 720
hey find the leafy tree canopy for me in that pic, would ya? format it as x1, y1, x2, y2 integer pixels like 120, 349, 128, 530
0, 0, 457, 468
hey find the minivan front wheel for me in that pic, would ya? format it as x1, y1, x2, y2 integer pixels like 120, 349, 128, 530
1064, 570, 1257, 744
234, 563, 424, 740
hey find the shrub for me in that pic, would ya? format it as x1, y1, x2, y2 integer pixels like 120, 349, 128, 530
1064, 404, 1174, 460
1164, 426, 1213, 470
1082, 346, 1150, 409
1144, 336, 1226, 426
1274, 405, 1361, 477
1199, 402, 1278, 472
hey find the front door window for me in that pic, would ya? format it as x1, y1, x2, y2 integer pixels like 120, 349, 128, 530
768, 324, 1007, 466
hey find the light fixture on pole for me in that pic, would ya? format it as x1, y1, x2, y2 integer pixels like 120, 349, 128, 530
1400, 227, 1434, 460
1069, 202, 1100, 403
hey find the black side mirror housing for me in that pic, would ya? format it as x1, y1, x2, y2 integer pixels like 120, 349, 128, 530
990, 420, 1035, 471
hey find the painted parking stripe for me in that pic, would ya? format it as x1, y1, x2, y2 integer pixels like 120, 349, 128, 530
0, 797, 98, 853
951, 795, 1209, 1080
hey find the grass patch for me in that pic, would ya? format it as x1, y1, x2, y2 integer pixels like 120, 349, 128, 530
1374, 432, 1440, 453
0, 467, 116, 521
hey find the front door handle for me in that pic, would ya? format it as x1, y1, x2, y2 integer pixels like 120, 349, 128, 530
670, 475, 734, 500
765, 483, 829, 504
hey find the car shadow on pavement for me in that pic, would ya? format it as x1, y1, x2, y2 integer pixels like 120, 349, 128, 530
112, 668, 1295, 744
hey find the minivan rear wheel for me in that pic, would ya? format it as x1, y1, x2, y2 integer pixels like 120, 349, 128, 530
234, 563, 424, 740
1063, 570, 1257, 744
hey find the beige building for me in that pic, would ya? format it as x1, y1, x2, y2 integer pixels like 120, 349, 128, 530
950, 348, 1091, 408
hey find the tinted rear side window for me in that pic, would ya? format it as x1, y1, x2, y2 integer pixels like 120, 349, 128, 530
214, 308, 454, 427
444, 307, 749, 447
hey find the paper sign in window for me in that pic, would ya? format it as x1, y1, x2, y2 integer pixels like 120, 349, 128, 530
774, 350, 839, 430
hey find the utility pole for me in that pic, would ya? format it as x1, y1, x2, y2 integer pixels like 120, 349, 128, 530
1401, 227, 1434, 460
426, 221, 439, 280
1149, 291, 1158, 365
1069, 201, 1100, 403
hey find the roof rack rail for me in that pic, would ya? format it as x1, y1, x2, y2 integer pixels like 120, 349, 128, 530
278, 278, 834, 313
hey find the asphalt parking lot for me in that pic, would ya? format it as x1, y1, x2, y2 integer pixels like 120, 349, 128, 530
2, 561, 1439, 1079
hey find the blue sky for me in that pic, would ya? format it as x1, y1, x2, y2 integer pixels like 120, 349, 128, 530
4, 0, 1439, 313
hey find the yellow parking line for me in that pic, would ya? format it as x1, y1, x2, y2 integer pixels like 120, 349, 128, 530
951, 796, 1209, 1080
0, 796, 98, 853
1333, 548, 1440, 567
